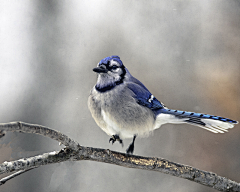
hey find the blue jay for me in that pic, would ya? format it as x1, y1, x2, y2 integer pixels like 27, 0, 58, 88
88, 55, 238, 154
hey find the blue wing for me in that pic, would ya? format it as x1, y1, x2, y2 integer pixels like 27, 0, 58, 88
127, 77, 164, 110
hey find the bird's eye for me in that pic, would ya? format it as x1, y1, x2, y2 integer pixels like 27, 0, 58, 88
111, 65, 118, 70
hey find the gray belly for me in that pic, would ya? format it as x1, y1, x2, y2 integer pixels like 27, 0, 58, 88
88, 86, 155, 139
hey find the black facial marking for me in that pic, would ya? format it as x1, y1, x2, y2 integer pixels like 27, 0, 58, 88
95, 84, 115, 92
115, 65, 126, 85
95, 65, 126, 93
111, 65, 118, 70
99, 60, 122, 72
107, 64, 119, 71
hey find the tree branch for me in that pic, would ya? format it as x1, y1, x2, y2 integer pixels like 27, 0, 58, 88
0, 167, 36, 186
0, 122, 239, 191
0, 122, 80, 150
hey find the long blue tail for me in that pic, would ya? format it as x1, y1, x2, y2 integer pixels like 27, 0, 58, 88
155, 108, 238, 133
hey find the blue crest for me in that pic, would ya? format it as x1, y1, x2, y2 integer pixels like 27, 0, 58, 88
99, 55, 123, 66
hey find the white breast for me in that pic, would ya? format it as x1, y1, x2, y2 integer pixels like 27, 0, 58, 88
101, 109, 121, 136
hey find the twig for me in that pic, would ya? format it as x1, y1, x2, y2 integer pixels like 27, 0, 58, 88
0, 122, 239, 191
0, 167, 36, 186
0, 122, 80, 150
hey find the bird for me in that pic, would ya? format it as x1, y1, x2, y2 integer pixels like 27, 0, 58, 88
88, 55, 238, 154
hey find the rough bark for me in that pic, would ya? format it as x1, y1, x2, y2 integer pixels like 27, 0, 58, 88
0, 122, 239, 191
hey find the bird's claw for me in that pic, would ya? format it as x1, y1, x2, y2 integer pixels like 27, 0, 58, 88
109, 137, 115, 144
109, 135, 124, 147
126, 143, 134, 154
126, 135, 137, 154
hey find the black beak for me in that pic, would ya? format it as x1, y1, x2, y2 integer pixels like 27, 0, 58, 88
93, 66, 108, 73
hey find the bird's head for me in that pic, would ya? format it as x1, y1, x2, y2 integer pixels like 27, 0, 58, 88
93, 56, 127, 92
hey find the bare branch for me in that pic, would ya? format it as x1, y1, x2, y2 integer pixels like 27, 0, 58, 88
0, 167, 36, 186
0, 122, 81, 150
0, 122, 239, 191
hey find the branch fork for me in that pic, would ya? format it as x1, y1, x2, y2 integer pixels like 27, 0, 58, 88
0, 122, 239, 191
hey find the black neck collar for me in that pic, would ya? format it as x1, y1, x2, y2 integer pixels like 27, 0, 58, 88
95, 66, 126, 93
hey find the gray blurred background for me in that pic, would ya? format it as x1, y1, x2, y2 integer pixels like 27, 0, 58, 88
0, 1, 239, 191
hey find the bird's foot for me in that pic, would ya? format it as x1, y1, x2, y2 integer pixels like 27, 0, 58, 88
126, 135, 137, 154
109, 135, 123, 147
126, 143, 134, 154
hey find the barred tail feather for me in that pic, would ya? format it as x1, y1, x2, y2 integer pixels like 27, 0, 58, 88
185, 118, 234, 133
154, 108, 238, 133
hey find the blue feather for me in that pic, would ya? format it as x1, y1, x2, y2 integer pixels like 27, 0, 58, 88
99, 55, 123, 66
157, 108, 238, 124
127, 79, 164, 109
